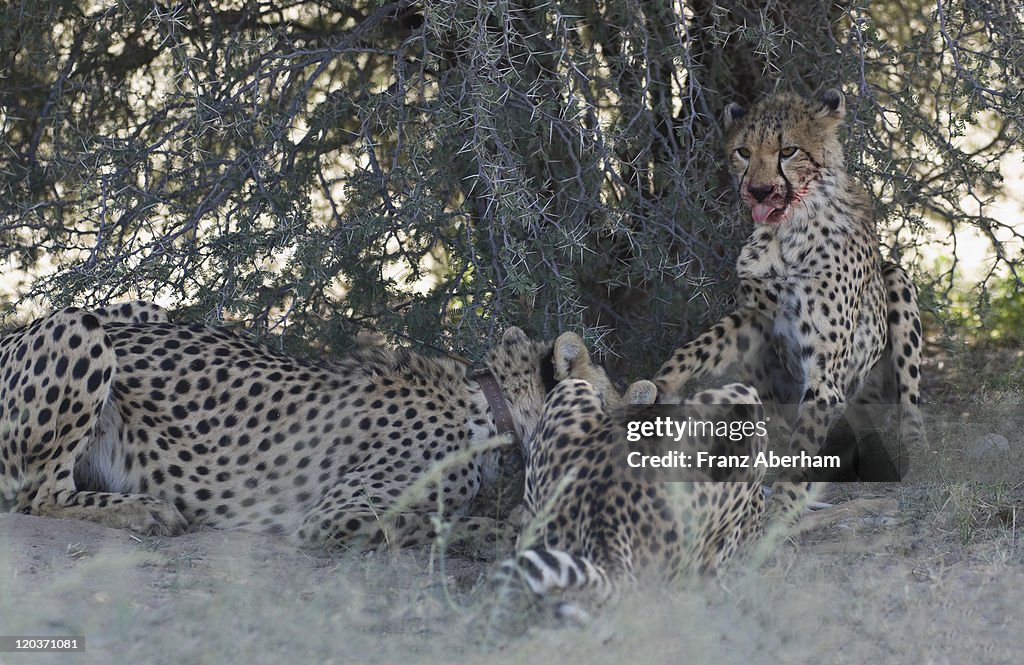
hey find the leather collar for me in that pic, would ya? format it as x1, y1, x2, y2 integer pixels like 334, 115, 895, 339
471, 369, 518, 442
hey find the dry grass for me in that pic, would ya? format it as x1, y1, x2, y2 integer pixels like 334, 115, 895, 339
3, 496, 1024, 665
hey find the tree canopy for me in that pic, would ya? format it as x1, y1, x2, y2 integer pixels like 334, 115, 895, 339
2, 0, 1021, 375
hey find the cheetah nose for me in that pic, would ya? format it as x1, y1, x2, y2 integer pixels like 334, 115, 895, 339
747, 184, 775, 203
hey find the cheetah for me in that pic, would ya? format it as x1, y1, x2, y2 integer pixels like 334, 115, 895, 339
492, 379, 767, 616
0, 301, 624, 549
653, 89, 923, 516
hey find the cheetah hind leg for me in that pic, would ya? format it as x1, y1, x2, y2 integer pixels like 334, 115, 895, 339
24, 487, 189, 536
6, 308, 186, 535
879, 262, 926, 458
790, 264, 922, 532
845, 265, 925, 480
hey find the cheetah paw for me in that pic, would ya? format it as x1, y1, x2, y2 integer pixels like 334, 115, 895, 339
105, 499, 189, 536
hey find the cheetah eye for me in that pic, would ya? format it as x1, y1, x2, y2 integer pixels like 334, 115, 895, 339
779, 146, 798, 158
736, 147, 751, 159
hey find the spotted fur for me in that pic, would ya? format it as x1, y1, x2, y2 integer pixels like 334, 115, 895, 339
0, 302, 622, 549
653, 90, 924, 517
493, 379, 767, 611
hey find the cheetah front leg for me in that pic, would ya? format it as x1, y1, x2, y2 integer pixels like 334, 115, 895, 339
295, 479, 516, 553
764, 383, 844, 527
299, 506, 520, 553
654, 305, 823, 526
297, 506, 516, 553
654, 309, 770, 399
765, 277, 854, 526
790, 375, 848, 456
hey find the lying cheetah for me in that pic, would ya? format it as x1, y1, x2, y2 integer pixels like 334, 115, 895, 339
493, 379, 767, 613
654, 89, 923, 514
0, 301, 623, 548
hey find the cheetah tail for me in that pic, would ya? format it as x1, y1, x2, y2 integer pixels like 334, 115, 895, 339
493, 547, 615, 603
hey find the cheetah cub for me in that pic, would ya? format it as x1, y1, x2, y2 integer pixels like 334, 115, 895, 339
490, 378, 767, 620
654, 90, 923, 515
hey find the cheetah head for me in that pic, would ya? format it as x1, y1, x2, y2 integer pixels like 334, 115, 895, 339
724, 89, 846, 225
484, 327, 625, 442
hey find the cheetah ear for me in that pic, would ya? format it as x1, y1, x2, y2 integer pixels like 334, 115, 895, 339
624, 380, 658, 406
552, 332, 591, 380
501, 326, 530, 345
723, 103, 746, 133
818, 89, 845, 122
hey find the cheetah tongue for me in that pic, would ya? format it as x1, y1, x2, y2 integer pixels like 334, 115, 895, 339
750, 203, 780, 224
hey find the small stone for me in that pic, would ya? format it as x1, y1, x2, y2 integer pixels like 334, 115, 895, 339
967, 433, 1010, 460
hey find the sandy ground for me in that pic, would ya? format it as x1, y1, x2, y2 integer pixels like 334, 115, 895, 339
2, 474, 1024, 665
